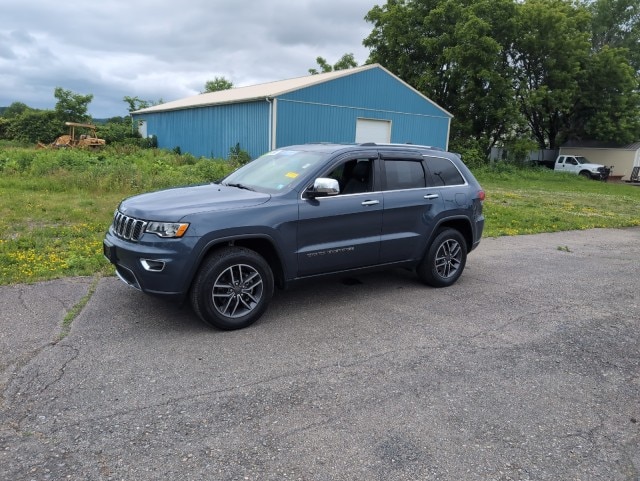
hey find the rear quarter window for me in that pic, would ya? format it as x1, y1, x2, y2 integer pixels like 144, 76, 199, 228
425, 157, 465, 186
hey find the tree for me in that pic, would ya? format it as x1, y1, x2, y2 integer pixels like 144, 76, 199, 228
308, 53, 358, 75
510, 0, 592, 149
2, 102, 32, 119
123, 96, 150, 113
53, 87, 93, 123
568, 45, 640, 143
588, 0, 640, 70
362, 0, 639, 152
203, 77, 234, 93
364, 0, 520, 154
123, 96, 164, 113
7, 110, 61, 144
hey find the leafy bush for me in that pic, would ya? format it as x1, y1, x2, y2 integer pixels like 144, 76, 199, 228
228, 142, 252, 166
97, 120, 137, 144
0, 145, 235, 192
501, 138, 539, 165
449, 139, 488, 169
6, 110, 63, 144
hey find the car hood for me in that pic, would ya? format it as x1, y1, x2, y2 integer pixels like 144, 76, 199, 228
582, 163, 605, 170
119, 183, 271, 220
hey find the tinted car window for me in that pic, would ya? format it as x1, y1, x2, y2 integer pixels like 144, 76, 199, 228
425, 157, 465, 186
384, 160, 426, 190
324, 158, 373, 194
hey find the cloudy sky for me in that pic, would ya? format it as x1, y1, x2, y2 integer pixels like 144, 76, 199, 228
1, 0, 378, 118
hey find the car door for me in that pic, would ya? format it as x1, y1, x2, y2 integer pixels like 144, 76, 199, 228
378, 152, 444, 263
296, 155, 382, 277
561, 156, 579, 173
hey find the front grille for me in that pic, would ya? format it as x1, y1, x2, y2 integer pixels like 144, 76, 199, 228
112, 211, 147, 241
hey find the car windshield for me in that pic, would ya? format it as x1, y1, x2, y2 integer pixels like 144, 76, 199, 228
575, 156, 589, 164
222, 149, 328, 193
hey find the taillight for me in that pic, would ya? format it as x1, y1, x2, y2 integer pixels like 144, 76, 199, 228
477, 190, 485, 202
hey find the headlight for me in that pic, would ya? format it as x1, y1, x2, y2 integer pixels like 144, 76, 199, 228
145, 222, 189, 238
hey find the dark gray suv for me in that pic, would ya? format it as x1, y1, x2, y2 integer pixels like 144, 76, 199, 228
104, 143, 485, 330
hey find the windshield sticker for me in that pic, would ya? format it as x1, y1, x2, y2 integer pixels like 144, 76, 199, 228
285, 172, 299, 179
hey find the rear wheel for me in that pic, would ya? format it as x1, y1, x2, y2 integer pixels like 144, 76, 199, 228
417, 228, 467, 287
190, 247, 274, 330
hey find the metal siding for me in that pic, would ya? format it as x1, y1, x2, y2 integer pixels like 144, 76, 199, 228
134, 67, 450, 156
278, 68, 449, 119
276, 101, 449, 150
133, 101, 270, 159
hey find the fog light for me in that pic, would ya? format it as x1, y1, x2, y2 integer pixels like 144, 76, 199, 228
140, 259, 166, 272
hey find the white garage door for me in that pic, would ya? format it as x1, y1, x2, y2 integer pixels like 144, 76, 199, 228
355, 118, 391, 143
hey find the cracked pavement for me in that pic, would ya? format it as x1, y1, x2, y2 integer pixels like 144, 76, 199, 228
1, 228, 639, 480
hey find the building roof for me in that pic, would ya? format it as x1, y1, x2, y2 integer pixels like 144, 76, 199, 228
133, 63, 451, 116
561, 140, 640, 150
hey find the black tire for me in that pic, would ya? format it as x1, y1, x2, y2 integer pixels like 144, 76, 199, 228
579, 170, 591, 179
416, 228, 467, 287
190, 247, 274, 330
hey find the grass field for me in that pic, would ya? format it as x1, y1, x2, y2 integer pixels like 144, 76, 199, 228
1, 145, 639, 285
474, 164, 640, 236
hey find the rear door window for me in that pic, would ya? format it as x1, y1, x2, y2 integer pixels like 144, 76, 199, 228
383, 159, 426, 190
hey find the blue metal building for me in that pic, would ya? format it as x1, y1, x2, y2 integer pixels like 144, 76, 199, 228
132, 64, 452, 159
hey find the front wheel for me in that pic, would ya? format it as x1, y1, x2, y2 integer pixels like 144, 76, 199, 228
417, 229, 467, 287
190, 247, 274, 330
579, 170, 592, 179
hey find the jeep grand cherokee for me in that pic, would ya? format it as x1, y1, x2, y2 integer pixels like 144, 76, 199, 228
104, 143, 485, 330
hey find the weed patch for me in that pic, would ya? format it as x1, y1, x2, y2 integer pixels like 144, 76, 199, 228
1, 147, 638, 285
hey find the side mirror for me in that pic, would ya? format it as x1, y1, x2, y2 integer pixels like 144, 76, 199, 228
307, 178, 340, 198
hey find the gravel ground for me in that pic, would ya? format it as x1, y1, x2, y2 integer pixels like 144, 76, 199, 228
1, 228, 639, 481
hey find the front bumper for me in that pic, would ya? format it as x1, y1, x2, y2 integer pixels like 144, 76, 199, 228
594, 167, 610, 180
103, 230, 197, 299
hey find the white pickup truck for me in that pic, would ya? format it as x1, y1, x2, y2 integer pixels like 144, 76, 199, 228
554, 155, 609, 180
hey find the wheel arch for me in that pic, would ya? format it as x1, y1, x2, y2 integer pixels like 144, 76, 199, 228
430, 217, 473, 252
188, 236, 286, 294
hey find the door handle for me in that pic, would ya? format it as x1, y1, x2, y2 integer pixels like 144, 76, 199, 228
423, 194, 439, 200
361, 200, 380, 206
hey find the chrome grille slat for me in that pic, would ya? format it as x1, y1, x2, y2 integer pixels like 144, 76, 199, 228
112, 211, 147, 242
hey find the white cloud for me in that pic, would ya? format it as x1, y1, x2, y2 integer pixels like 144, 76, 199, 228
0, 0, 377, 117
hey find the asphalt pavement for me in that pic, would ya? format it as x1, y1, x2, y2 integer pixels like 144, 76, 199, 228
1, 228, 639, 481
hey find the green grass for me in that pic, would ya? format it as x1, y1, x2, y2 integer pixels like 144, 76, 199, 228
0, 145, 235, 285
0, 184, 125, 283
473, 164, 640, 237
0, 146, 638, 286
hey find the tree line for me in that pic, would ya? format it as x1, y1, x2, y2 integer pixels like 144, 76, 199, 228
2, 0, 638, 161
362, 0, 640, 157
0, 79, 235, 146
0, 88, 152, 146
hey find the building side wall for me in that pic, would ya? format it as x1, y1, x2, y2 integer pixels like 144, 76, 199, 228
275, 101, 450, 150
559, 147, 637, 180
133, 101, 271, 159
133, 67, 452, 158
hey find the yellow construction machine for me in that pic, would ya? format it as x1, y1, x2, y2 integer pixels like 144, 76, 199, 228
38, 122, 106, 149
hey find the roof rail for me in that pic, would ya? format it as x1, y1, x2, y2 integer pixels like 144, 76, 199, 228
357, 142, 444, 151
